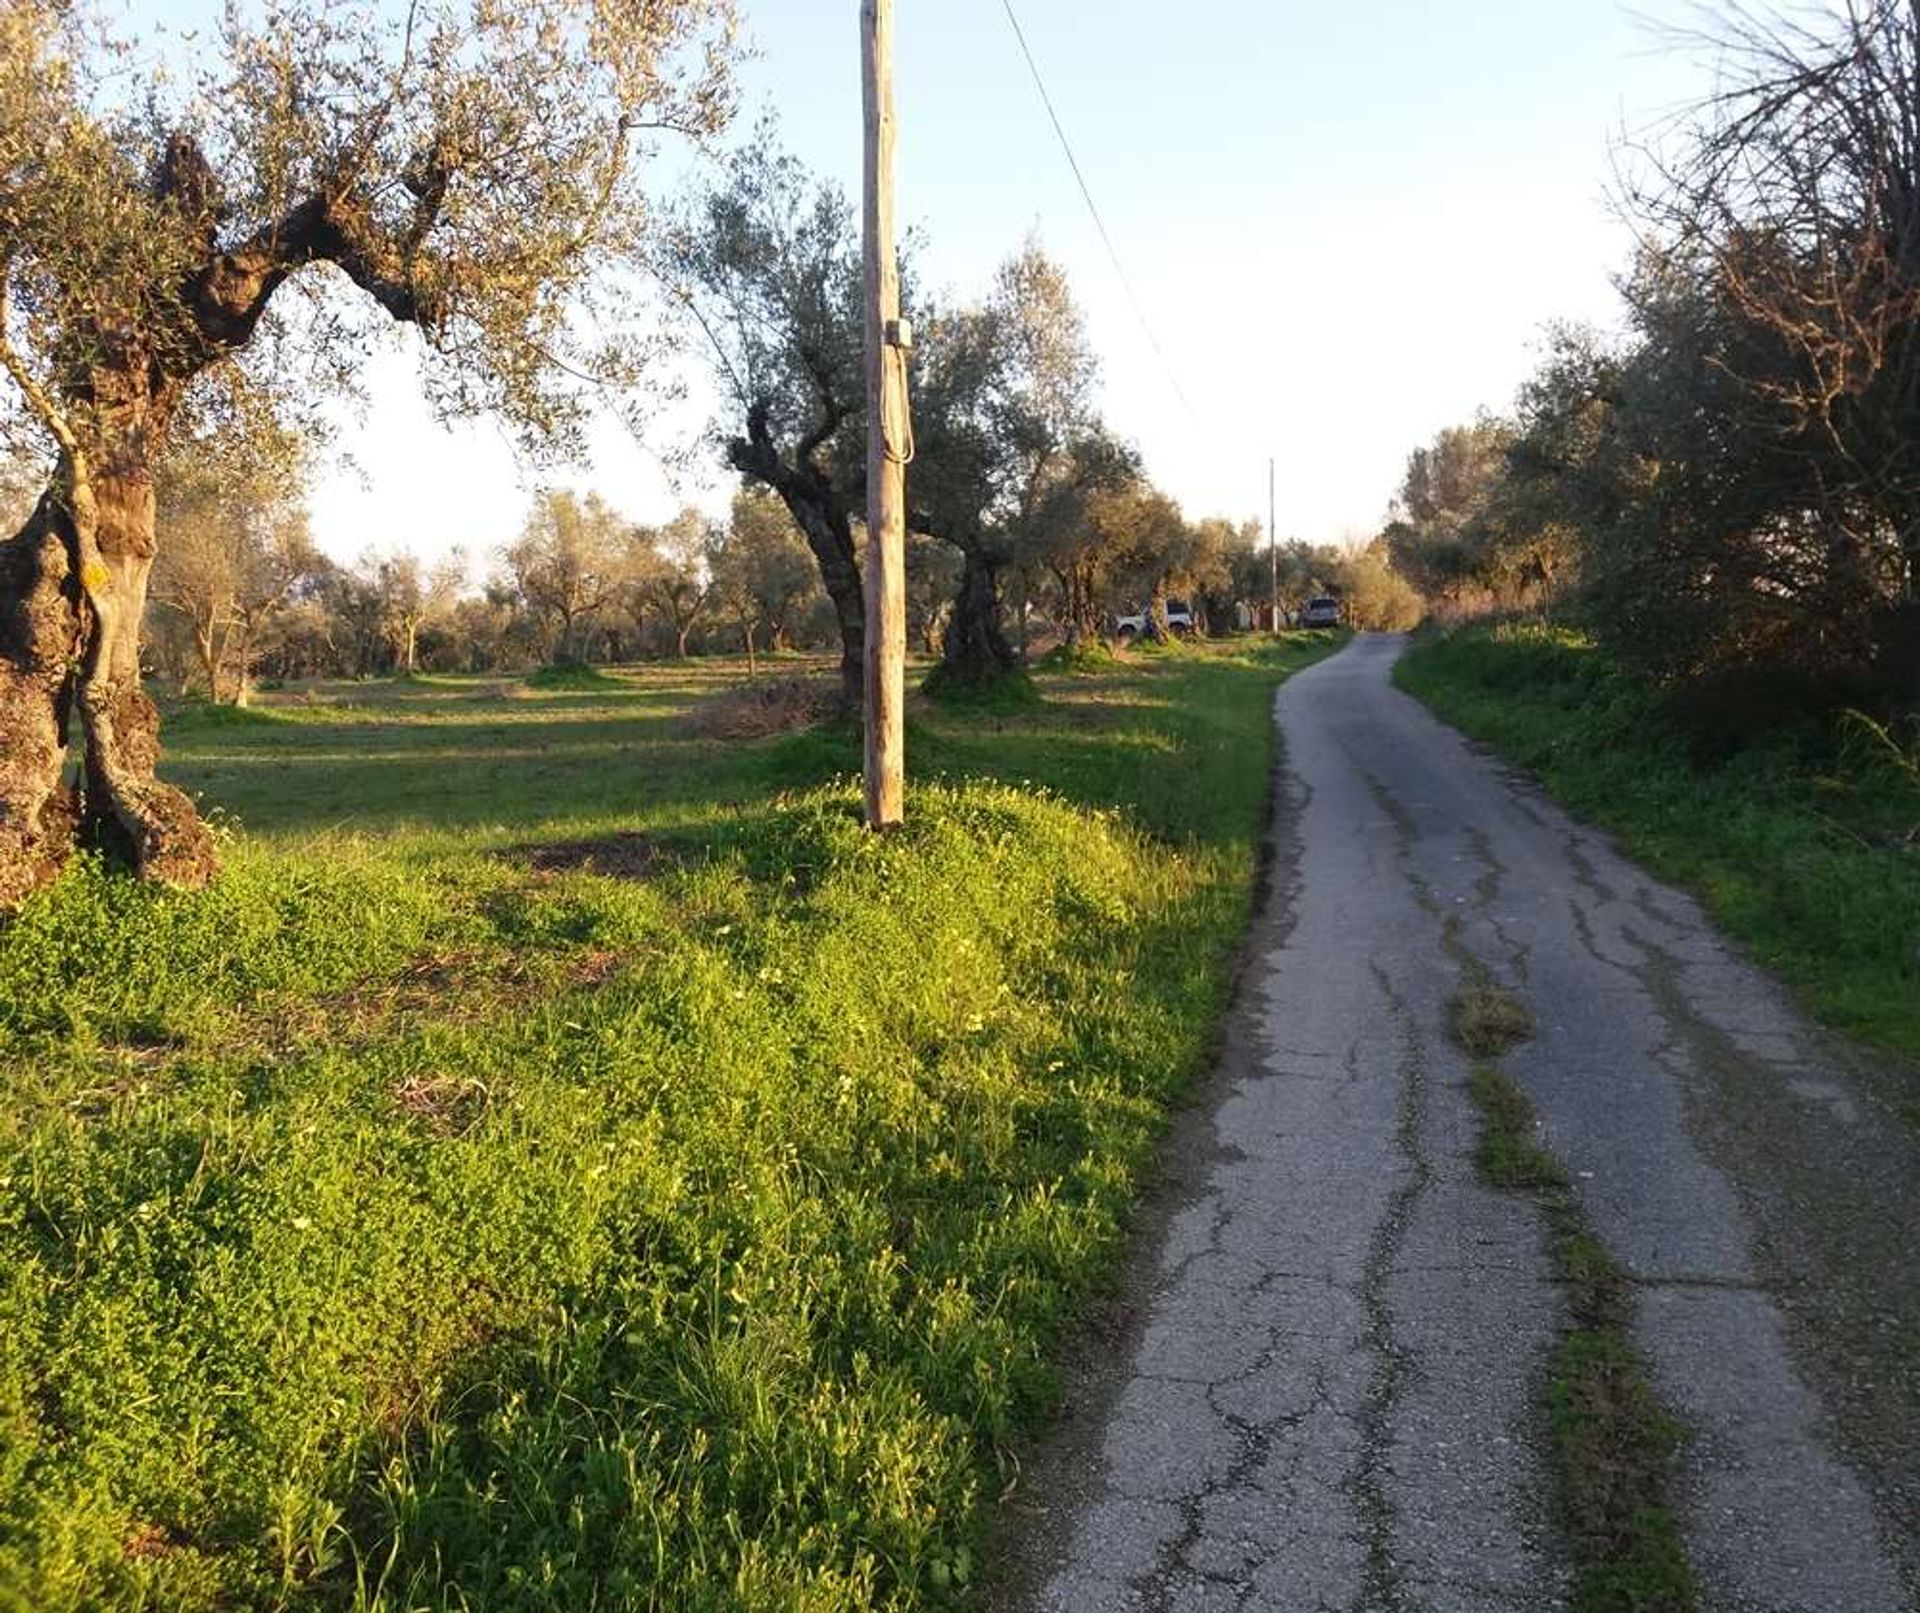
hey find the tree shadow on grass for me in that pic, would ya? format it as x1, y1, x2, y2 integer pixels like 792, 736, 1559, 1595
156, 688, 1251, 847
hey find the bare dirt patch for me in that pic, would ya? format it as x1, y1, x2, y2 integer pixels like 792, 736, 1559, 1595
519, 830, 661, 880
392, 1072, 492, 1136
121, 1523, 181, 1562
565, 948, 624, 986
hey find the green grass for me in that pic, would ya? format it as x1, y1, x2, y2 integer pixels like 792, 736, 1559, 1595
1398, 623, 1920, 1066
1449, 967, 1693, 1610
0, 637, 1336, 1611
1464, 1061, 1696, 1613
1030, 640, 1116, 675
917, 662, 1041, 710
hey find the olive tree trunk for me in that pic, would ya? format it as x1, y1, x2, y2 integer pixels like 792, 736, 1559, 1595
193, 621, 223, 702
728, 409, 864, 708
0, 453, 215, 907
1054, 560, 1103, 648
937, 548, 1018, 689
0, 498, 81, 908
777, 499, 862, 703
1145, 579, 1172, 644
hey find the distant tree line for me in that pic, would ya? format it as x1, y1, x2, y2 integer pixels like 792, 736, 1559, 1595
121, 456, 1411, 704
1387, 3, 1920, 722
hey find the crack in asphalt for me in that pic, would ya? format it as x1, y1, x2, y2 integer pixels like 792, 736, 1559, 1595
1357, 770, 1450, 930
1348, 959, 1431, 1613
1564, 891, 1634, 980
1604, 922, 1920, 1599
1462, 824, 1533, 983
1562, 831, 1618, 906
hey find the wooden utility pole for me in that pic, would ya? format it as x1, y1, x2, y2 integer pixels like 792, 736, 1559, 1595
1268, 456, 1279, 632
862, 0, 907, 830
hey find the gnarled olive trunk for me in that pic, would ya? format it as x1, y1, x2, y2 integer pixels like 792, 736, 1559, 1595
1054, 559, 1103, 648
77, 462, 214, 881
0, 497, 81, 908
0, 450, 216, 907
728, 406, 863, 708
804, 509, 865, 706
1145, 580, 1172, 644
938, 548, 1018, 689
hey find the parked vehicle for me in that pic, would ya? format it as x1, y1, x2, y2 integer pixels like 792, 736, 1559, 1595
1300, 596, 1341, 628
1113, 599, 1195, 641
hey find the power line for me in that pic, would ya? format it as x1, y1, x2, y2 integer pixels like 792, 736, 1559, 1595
997, 0, 1198, 421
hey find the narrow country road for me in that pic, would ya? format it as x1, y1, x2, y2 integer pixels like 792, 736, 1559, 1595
1000, 633, 1919, 1613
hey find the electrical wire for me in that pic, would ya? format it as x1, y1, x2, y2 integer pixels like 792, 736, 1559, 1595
997, 0, 1198, 422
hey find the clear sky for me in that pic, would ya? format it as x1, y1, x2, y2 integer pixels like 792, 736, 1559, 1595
143, 1, 1724, 567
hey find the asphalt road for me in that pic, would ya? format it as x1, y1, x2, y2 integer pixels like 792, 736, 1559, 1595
1001, 633, 1917, 1613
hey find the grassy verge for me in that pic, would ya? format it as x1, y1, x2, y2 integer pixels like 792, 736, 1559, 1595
1450, 981, 1695, 1613
1399, 623, 1920, 1065
0, 637, 1334, 1611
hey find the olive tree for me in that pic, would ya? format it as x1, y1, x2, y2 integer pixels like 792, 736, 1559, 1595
1027, 431, 1143, 647
636, 507, 714, 658
707, 487, 820, 655
1617, 0, 1920, 702
371, 550, 468, 675
667, 133, 867, 702
149, 420, 319, 704
912, 244, 1100, 689
504, 492, 630, 665
1385, 420, 1513, 599
1098, 483, 1192, 640
0, 0, 734, 909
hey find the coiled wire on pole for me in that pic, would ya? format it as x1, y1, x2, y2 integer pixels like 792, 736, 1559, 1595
883, 345, 915, 466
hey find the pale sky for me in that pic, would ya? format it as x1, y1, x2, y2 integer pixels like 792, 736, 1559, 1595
141, 1, 1725, 569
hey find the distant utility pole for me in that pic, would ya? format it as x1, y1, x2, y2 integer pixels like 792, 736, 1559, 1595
1268, 456, 1278, 632
862, 0, 908, 829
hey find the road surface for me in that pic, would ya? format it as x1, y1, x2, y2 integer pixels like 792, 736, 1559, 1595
1001, 633, 1918, 1613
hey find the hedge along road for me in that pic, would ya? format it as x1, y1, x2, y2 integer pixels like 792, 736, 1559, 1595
1000, 633, 1918, 1613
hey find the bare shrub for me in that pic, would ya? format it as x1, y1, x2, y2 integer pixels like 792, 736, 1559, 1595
679, 676, 843, 741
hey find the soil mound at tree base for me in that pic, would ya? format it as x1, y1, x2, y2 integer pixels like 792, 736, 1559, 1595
920, 662, 1041, 710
